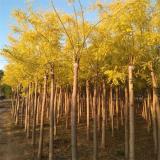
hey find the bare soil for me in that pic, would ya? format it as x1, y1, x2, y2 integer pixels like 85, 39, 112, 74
0, 101, 33, 160
0, 101, 156, 160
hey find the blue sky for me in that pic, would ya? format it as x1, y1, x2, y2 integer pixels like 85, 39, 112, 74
0, 0, 112, 70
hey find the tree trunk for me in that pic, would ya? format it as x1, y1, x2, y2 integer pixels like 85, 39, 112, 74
49, 66, 55, 160
15, 85, 20, 125
110, 85, 114, 137
71, 61, 79, 160
93, 83, 98, 160
21, 97, 24, 126
77, 90, 80, 124
24, 95, 28, 132
86, 80, 90, 141
27, 84, 31, 138
66, 89, 70, 129
101, 80, 106, 148
147, 91, 151, 133
125, 85, 129, 160
151, 69, 160, 159
37, 74, 47, 160
11, 89, 15, 117
128, 65, 135, 160
32, 81, 38, 146
54, 86, 57, 136
98, 92, 101, 132
116, 87, 119, 130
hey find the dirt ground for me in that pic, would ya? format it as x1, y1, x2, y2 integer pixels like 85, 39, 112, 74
0, 101, 33, 160
0, 101, 156, 160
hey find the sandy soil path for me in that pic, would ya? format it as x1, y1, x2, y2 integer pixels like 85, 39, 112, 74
0, 101, 32, 160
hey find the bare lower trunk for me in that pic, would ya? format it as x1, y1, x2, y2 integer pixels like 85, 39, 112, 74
24, 96, 28, 132
11, 89, 15, 117
93, 83, 98, 160
27, 84, 31, 138
15, 86, 20, 125
128, 65, 135, 160
54, 86, 57, 136
147, 91, 151, 132
37, 75, 47, 160
21, 98, 24, 126
125, 85, 129, 160
32, 81, 38, 146
49, 66, 55, 160
66, 89, 70, 129
98, 93, 101, 132
86, 80, 90, 140
116, 87, 119, 130
101, 80, 106, 148
151, 101, 158, 154
110, 85, 114, 137
77, 90, 80, 124
71, 61, 79, 160
151, 69, 160, 159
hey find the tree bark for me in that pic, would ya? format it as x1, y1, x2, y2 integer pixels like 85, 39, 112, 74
93, 83, 98, 160
98, 92, 101, 132
71, 61, 79, 160
54, 86, 57, 136
101, 80, 106, 148
147, 91, 151, 132
86, 80, 90, 141
32, 81, 38, 146
125, 85, 129, 160
37, 74, 47, 160
49, 66, 55, 160
27, 84, 31, 138
116, 87, 119, 130
110, 85, 114, 137
151, 69, 160, 159
15, 85, 20, 125
128, 65, 135, 160
66, 89, 70, 129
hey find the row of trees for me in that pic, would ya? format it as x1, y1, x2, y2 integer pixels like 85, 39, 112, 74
1, 0, 160, 160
